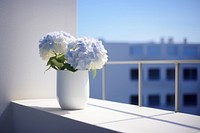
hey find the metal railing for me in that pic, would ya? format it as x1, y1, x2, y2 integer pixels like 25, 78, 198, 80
102, 60, 200, 112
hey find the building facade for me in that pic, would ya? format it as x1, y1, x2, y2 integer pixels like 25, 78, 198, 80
89, 40, 200, 115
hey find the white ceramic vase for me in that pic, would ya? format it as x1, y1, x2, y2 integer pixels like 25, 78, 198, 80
57, 70, 89, 110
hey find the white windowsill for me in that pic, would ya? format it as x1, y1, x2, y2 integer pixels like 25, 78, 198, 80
12, 98, 200, 133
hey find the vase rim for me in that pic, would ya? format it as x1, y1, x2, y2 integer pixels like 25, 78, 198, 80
57, 70, 88, 71
57, 70, 89, 73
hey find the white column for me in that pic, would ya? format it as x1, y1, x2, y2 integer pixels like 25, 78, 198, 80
175, 63, 180, 112
138, 63, 143, 106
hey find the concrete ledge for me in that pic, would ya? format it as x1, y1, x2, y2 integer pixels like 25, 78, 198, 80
12, 101, 116, 133
12, 98, 200, 133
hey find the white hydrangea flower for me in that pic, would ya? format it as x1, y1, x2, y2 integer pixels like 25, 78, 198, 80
65, 37, 108, 70
39, 31, 75, 60
88, 39, 108, 70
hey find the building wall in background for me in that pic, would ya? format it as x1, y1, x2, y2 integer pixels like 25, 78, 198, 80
90, 42, 200, 115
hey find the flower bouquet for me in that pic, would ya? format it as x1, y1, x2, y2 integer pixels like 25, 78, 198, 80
39, 31, 108, 77
39, 31, 108, 109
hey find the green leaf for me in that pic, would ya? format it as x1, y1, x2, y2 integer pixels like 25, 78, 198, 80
64, 63, 77, 72
51, 65, 58, 70
51, 58, 63, 69
44, 65, 51, 73
45, 54, 79, 72
45, 57, 57, 72
46, 56, 55, 66
56, 54, 66, 63
92, 69, 96, 79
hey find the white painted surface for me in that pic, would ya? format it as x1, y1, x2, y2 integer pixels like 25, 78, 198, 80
57, 70, 89, 109
0, 0, 77, 117
12, 98, 200, 133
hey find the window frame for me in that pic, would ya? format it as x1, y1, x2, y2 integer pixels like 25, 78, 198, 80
148, 95, 160, 106
183, 68, 198, 81
130, 68, 138, 80
166, 94, 175, 106
183, 94, 197, 106
166, 68, 175, 80
148, 68, 160, 81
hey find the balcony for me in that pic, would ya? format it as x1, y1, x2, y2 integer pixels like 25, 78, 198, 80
0, 0, 200, 132
0, 60, 199, 133
10, 98, 200, 133
102, 60, 200, 113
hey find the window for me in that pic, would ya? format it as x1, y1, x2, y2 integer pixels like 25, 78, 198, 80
130, 95, 138, 105
148, 68, 160, 80
167, 45, 178, 56
183, 46, 198, 56
130, 69, 138, 80
147, 45, 161, 56
166, 94, 175, 106
183, 68, 197, 81
130, 45, 143, 56
166, 68, 175, 80
148, 95, 160, 106
183, 94, 197, 106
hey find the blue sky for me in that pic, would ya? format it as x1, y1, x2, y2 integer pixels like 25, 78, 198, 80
78, 0, 200, 43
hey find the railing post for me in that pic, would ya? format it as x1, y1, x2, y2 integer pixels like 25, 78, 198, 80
102, 65, 106, 100
175, 63, 180, 112
138, 63, 142, 107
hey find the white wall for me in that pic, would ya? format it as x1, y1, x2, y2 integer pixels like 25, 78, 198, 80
0, 0, 77, 116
